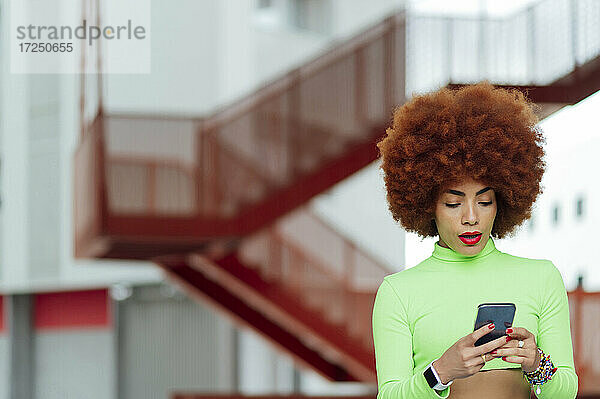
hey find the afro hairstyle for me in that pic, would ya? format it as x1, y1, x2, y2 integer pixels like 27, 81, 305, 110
376, 81, 547, 239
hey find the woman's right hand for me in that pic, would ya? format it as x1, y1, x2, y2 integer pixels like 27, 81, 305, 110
433, 323, 510, 384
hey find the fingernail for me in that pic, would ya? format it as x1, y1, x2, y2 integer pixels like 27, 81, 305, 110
488, 323, 495, 329
506, 328, 513, 334
502, 356, 507, 361
491, 350, 497, 354
506, 336, 511, 342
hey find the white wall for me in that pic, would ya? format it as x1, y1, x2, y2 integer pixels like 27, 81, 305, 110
0, 0, 29, 286
310, 162, 404, 272
238, 321, 377, 395
0, 0, 164, 294
331, 0, 404, 37
497, 94, 600, 291
34, 330, 115, 399
105, 0, 331, 115
299, 368, 375, 395
105, 0, 221, 115
105, 0, 408, 116
239, 327, 295, 394
0, 335, 8, 399
117, 285, 236, 399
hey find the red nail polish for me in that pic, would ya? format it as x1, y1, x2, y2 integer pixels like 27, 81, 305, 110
506, 336, 511, 342
506, 328, 513, 333
502, 356, 507, 361
491, 350, 497, 354
488, 323, 495, 329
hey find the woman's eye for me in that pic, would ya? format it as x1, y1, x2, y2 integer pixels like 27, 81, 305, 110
445, 202, 493, 208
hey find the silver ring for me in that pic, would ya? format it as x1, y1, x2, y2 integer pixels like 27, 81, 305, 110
518, 340, 524, 348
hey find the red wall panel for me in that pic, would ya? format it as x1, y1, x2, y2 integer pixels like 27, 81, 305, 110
34, 289, 110, 330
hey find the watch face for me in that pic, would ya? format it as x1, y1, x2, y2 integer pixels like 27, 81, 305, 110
423, 366, 438, 388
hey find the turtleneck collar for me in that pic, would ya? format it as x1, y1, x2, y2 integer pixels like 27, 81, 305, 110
432, 236, 498, 262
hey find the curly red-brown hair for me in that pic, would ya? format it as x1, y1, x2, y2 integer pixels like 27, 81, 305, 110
376, 81, 547, 239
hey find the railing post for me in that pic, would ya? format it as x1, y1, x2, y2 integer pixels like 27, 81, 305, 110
289, 241, 301, 295
396, 12, 406, 105
343, 241, 356, 326
269, 113, 284, 186
269, 226, 282, 282
570, 0, 579, 68
96, 113, 109, 228
95, 0, 103, 113
354, 45, 366, 126
287, 70, 301, 180
384, 16, 396, 115
147, 163, 156, 214
446, 16, 453, 84
194, 121, 204, 216
79, 0, 87, 140
344, 241, 355, 291
573, 275, 584, 393
526, 5, 536, 83
204, 129, 220, 217
477, 7, 485, 81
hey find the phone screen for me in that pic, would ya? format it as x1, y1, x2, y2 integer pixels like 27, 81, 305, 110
473, 303, 516, 346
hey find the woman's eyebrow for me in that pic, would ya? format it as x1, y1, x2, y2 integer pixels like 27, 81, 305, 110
446, 187, 492, 196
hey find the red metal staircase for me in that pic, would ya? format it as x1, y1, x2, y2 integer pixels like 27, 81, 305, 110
157, 207, 389, 382
75, 13, 405, 383
75, 13, 405, 261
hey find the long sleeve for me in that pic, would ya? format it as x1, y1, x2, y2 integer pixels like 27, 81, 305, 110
535, 261, 578, 398
372, 278, 451, 399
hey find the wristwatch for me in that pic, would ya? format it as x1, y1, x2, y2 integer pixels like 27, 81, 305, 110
423, 359, 453, 390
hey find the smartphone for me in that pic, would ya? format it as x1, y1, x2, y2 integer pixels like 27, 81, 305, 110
473, 303, 516, 346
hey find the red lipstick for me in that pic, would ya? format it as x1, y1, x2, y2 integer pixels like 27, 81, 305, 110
458, 231, 482, 245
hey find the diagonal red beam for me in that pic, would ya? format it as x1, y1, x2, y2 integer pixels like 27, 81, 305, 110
448, 55, 600, 105
156, 255, 359, 382
191, 251, 376, 382
235, 128, 384, 235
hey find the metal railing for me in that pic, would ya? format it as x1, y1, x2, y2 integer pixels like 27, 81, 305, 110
76, 14, 405, 227
407, 0, 600, 95
569, 287, 600, 393
237, 206, 391, 352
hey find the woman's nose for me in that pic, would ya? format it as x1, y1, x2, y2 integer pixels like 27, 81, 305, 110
462, 203, 478, 224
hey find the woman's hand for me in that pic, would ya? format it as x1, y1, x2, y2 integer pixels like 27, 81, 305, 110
433, 323, 512, 384
490, 326, 541, 373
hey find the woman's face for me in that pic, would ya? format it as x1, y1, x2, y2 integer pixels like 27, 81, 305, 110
434, 177, 497, 256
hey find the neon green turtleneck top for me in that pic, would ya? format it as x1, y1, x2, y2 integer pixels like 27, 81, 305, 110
372, 237, 578, 399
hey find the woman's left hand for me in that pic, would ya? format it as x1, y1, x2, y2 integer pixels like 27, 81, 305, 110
489, 327, 541, 373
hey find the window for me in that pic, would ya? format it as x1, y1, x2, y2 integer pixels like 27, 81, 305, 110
528, 215, 534, 232
254, 0, 284, 30
576, 197, 584, 218
290, 0, 309, 30
552, 204, 560, 225
288, 0, 332, 34
254, 0, 331, 34
258, 0, 273, 8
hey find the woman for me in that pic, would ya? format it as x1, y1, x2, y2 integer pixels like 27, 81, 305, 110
372, 82, 578, 398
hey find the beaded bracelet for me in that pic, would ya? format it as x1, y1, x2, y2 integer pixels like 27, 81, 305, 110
522, 347, 558, 395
